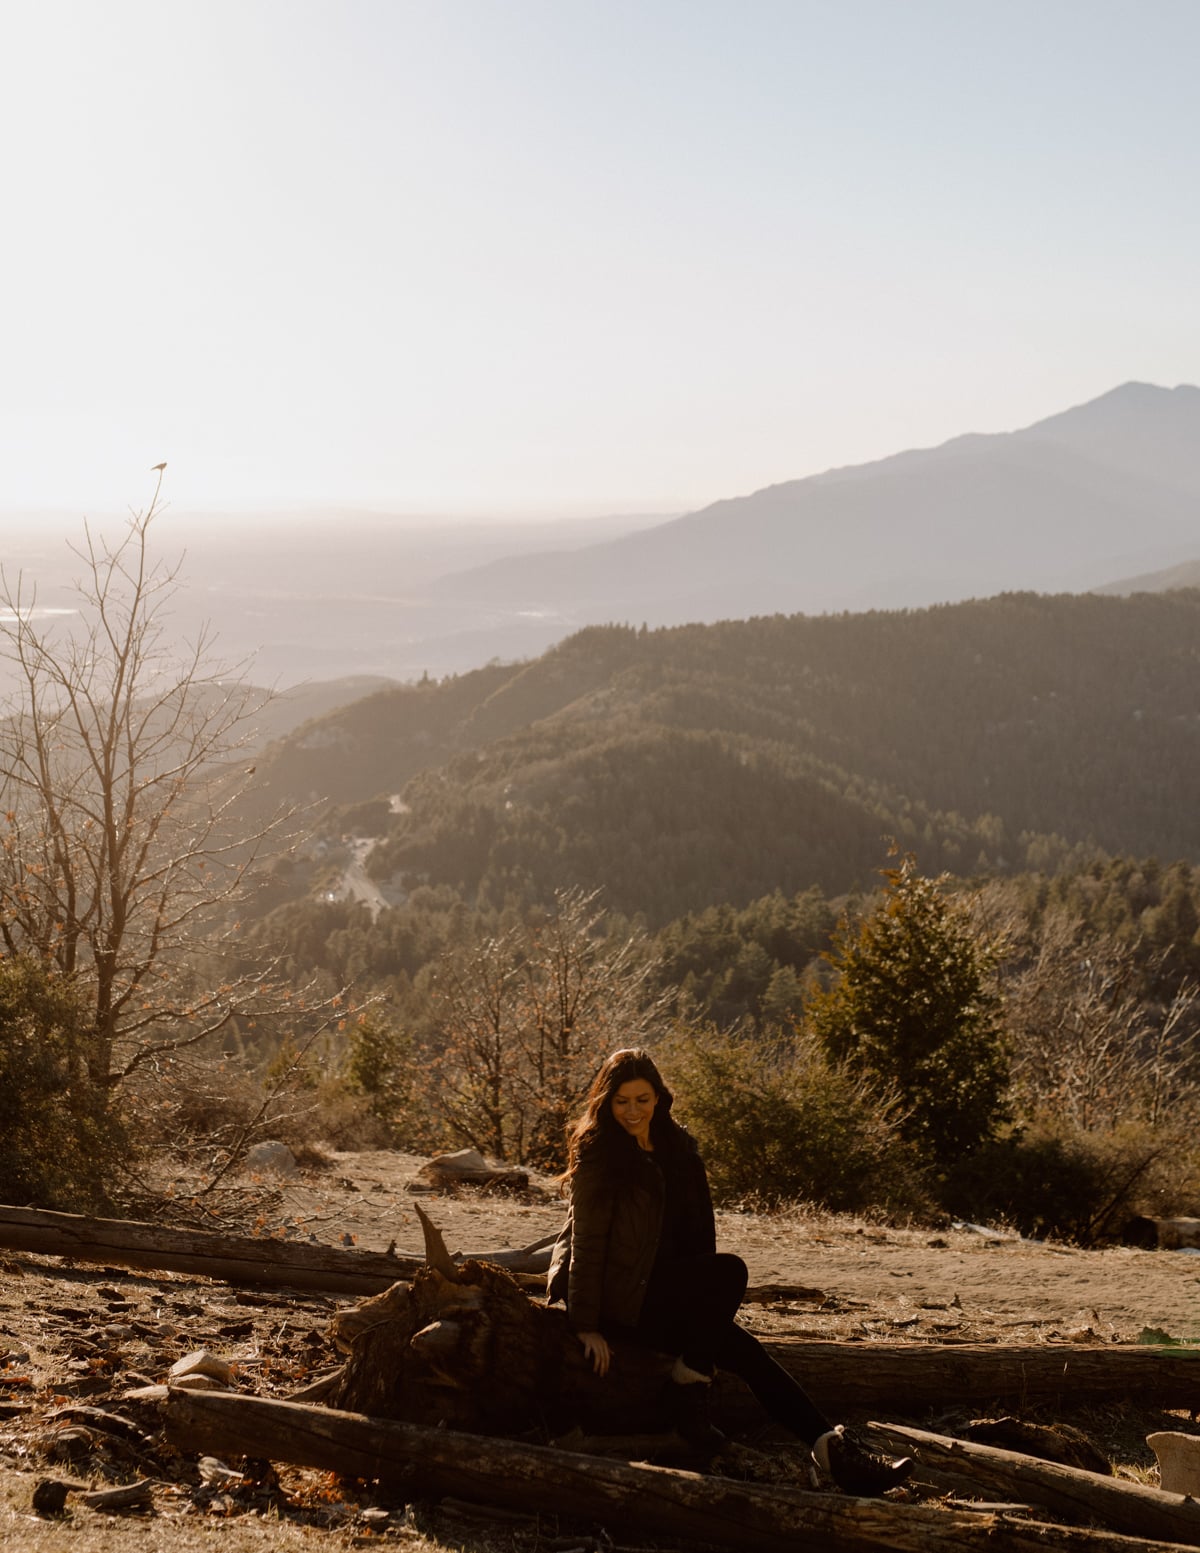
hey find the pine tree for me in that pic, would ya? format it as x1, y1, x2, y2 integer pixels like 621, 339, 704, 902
806, 853, 1008, 1169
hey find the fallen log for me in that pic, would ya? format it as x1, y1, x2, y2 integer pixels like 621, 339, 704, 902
0, 1205, 810, 1299
414, 1148, 530, 1194
1123, 1216, 1200, 1251
0, 1203, 548, 1296
871, 1422, 1200, 1547
165, 1390, 1187, 1553
748, 1337, 1200, 1414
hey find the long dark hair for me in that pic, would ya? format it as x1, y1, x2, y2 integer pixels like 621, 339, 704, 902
564, 1047, 683, 1182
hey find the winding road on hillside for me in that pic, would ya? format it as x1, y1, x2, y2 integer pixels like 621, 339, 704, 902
330, 837, 389, 918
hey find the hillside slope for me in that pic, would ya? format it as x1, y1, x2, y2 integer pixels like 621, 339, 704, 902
427, 382, 1200, 624
253, 591, 1200, 923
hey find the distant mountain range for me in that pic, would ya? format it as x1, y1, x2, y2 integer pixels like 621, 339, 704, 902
8, 384, 1199, 689
428, 382, 1200, 630
248, 590, 1200, 924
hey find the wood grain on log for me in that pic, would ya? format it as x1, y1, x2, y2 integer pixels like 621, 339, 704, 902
165, 1390, 1188, 1553
872, 1422, 1200, 1546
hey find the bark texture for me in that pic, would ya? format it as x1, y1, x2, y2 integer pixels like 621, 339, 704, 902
166, 1390, 1188, 1553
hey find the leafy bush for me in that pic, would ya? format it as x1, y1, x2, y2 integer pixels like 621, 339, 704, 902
0, 956, 125, 1210
659, 1023, 930, 1217
295, 1078, 399, 1152
943, 1116, 1200, 1244
341, 1011, 415, 1146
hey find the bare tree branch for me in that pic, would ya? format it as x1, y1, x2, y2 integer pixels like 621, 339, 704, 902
0, 482, 320, 1100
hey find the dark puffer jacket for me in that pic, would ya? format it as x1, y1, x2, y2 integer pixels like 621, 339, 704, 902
547, 1135, 716, 1332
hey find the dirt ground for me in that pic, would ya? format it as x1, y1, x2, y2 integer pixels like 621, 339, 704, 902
3, 1149, 1200, 1551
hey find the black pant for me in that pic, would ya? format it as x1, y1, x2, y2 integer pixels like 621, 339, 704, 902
623, 1252, 834, 1446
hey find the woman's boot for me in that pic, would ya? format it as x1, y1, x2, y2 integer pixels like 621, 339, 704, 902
812, 1426, 913, 1496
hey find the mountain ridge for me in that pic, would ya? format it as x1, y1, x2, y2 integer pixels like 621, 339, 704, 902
249, 590, 1200, 926
426, 382, 1200, 624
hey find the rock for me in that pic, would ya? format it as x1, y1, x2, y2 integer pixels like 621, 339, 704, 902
170, 1349, 236, 1385
244, 1140, 299, 1178
199, 1455, 245, 1486
429, 1147, 489, 1174
169, 1373, 228, 1392
1122, 1215, 1160, 1249
1156, 1218, 1200, 1251
1120, 1216, 1200, 1250
32, 1478, 69, 1515
1148, 1430, 1200, 1494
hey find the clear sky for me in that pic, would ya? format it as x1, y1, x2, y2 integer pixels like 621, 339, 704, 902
1, 0, 1197, 521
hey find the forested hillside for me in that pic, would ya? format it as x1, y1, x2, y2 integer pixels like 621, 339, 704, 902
254, 589, 1200, 926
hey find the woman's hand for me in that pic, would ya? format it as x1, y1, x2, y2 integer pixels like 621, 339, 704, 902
577, 1330, 612, 1376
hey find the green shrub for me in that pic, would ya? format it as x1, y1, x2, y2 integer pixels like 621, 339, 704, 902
0, 956, 125, 1210
342, 1012, 415, 1146
290, 1078, 399, 1152
943, 1116, 1200, 1244
660, 1023, 930, 1217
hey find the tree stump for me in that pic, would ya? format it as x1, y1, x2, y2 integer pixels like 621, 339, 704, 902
327, 1208, 675, 1438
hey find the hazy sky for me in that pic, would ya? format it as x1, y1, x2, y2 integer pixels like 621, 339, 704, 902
1, 0, 1197, 521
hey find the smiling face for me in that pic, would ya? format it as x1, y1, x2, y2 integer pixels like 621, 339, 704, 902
611, 1077, 658, 1149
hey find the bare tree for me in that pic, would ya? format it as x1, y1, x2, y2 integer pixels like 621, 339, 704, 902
509, 887, 668, 1167
1000, 906, 1200, 1131
423, 923, 525, 1161
0, 477, 305, 1098
421, 888, 670, 1166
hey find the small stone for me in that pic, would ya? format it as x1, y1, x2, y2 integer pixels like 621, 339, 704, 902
170, 1349, 235, 1385
168, 1373, 226, 1392
32, 1478, 69, 1515
245, 1140, 299, 1177
199, 1456, 244, 1487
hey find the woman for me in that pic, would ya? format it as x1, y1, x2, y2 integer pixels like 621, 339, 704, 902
547, 1048, 913, 1496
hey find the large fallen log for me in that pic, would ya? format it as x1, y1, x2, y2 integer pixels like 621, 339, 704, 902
872, 1422, 1200, 1547
329, 1208, 1200, 1431
0, 1201, 810, 1303
750, 1337, 1200, 1414
165, 1390, 1189, 1553
0, 1203, 548, 1296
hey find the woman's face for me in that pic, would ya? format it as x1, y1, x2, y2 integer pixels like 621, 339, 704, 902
611, 1077, 658, 1148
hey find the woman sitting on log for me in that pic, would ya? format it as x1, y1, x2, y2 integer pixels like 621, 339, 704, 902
548, 1047, 913, 1497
